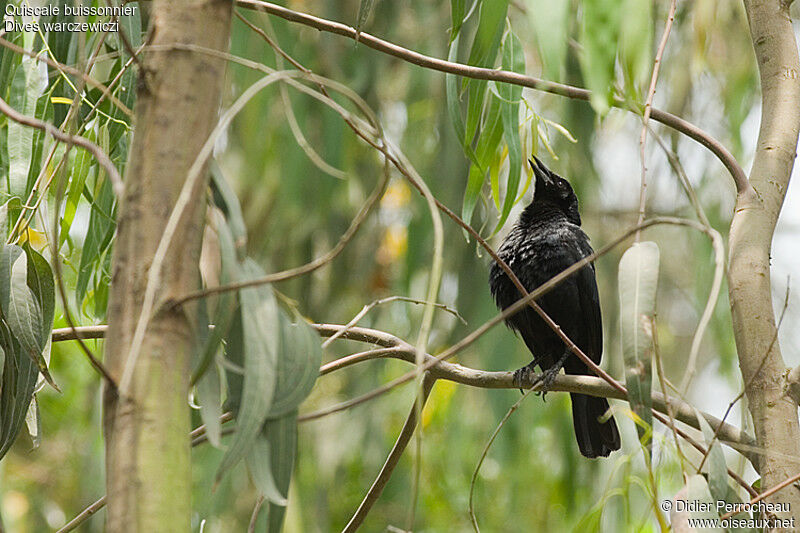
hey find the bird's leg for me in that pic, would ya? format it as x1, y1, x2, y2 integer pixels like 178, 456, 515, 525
534, 350, 570, 400
512, 356, 544, 392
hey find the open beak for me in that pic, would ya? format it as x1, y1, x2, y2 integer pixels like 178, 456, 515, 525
530, 157, 553, 187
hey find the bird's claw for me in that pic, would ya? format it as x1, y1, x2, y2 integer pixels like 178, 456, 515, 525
512, 365, 536, 393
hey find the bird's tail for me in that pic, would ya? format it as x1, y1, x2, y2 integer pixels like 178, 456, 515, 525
569, 393, 621, 458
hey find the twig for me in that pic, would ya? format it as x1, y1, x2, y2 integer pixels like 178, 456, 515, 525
636, 0, 678, 237
719, 470, 800, 521
0, 36, 132, 115
342, 374, 436, 532
247, 495, 265, 533
322, 295, 465, 348
469, 387, 537, 532
50, 322, 755, 455
695, 282, 791, 475
234, 0, 751, 196
0, 96, 124, 198
55, 496, 107, 533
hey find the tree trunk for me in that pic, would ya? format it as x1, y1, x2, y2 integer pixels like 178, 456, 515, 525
102, 1, 232, 530
729, 0, 800, 524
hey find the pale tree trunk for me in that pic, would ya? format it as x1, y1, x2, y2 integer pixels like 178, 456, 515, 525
102, 1, 232, 530
729, 0, 800, 524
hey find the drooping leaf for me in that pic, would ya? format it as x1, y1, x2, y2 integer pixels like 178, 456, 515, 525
210, 162, 247, 254
449, 0, 466, 42
618, 241, 659, 448
6, 53, 47, 199
619, 0, 653, 99
463, 0, 509, 146
267, 313, 322, 419
265, 413, 298, 533
216, 260, 279, 482
670, 475, 723, 533
196, 357, 223, 449
579, 0, 623, 115
192, 208, 239, 383
356, 0, 376, 36
462, 95, 504, 228
528, 0, 570, 79
7, 250, 56, 389
495, 30, 526, 233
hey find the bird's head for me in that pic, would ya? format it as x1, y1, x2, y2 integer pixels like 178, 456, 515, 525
529, 156, 581, 225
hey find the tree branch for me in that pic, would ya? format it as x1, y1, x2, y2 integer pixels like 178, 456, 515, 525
235, 0, 751, 195
0, 95, 123, 197
51, 324, 755, 457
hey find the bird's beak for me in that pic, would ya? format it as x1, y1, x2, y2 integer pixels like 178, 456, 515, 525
530, 157, 553, 187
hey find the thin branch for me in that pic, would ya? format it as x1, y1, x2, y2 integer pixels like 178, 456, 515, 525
469, 387, 537, 532
321, 295, 465, 348
55, 496, 107, 533
0, 36, 132, 116
342, 374, 436, 532
50, 322, 755, 454
696, 282, 791, 475
719, 470, 800, 521
247, 496, 265, 533
235, 0, 752, 196
636, 0, 677, 235
0, 95, 124, 198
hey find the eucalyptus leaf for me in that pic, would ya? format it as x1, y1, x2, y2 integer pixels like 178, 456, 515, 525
216, 260, 279, 482
579, 0, 623, 115
528, 0, 570, 79
268, 313, 322, 419
618, 241, 659, 446
495, 31, 525, 233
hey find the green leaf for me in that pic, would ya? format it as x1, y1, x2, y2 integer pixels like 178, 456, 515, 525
24, 246, 55, 349
579, 0, 623, 115
24, 394, 40, 449
192, 208, 239, 383
2, 247, 56, 389
495, 31, 525, 232
450, 0, 466, 42
675, 475, 723, 532
445, 37, 479, 169
196, 358, 223, 449
210, 162, 248, 254
0, 323, 38, 460
356, 0, 376, 35
7, 55, 46, 199
268, 313, 322, 419
695, 409, 729, 505
76, 173, 115, 304
528, 0, 570, 79
462, 95, 503, 228
245, 422, 289, 507
60, 135, 95, 245
266, 413, 298, 532
216, 260, 279, 482
619, 0, 653, 98
618, 241, 659, 447
463, 0, 509, 145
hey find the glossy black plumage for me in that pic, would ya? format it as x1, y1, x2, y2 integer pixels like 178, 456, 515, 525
489, 158, 620, 458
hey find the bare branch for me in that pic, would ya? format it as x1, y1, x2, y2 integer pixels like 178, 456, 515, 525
0, 95, 124, 197
0, 36, 133, 116
636, 0, 677, 236
342, 374, 436, 532
235, 0, 751, 195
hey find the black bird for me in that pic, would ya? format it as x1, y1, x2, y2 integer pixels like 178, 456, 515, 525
489, 157, 620, 458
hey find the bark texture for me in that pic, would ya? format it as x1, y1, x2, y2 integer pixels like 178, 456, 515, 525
102, 1, 232, 530
729, 0, 800, 523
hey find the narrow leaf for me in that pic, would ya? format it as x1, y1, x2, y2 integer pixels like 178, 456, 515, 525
216, 260, 280, 482
618, 241, 659, 447
579, 0, 623, 115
